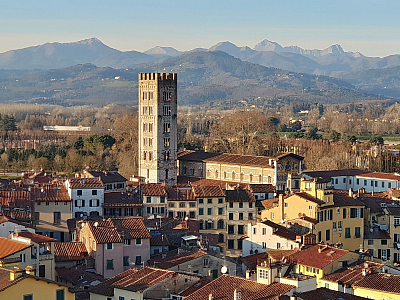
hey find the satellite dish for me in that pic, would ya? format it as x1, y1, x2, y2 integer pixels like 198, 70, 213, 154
185, 216, 189, 221
221, 266, 227, 274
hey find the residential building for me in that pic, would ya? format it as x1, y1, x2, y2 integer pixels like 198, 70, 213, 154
54, 242, 89, 268
0, 215, 34, 238
89, 267, 199, 300
150, 233, 169, 255
138, 73, 178, 186
0, 236, 33, 271
225, 189, 257, 256
103, 191, 142, 218
78, 170, 127, 192
142, 183, 168, 217
0, 266, 74, 300
242, 220, 300, 256
166, 186, 196, 219
183, 274, 295, 300
294, 288, 369, 300
352, 273, 400, 299
65, 178, 105, 218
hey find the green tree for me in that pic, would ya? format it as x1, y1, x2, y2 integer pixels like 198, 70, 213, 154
330, 130, 341, 142
370, 135, 384, 145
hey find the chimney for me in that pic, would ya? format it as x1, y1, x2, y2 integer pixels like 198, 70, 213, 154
245, 270, 251, 279
234, 289, 241, 300
362, 269, 367, 276
209, 294, 214, 300
25, 266, 35, 276
279, 193, 285, 221
349, 188, 353, 197
10, 267, 24, 281
291, 296, 297, 300
358, 187, 365, 196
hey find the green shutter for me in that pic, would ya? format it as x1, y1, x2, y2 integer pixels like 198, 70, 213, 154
355, 227, 360, 238
378, 249, 381, 259
350, 208, 356, 218
343, 208, 346, 219
360, 208, 364, 218
387, 249, 391, 259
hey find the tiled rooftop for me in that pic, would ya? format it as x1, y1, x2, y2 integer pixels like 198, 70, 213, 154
356, 172, 400, 181
14, 231, 57, 243
86, 220, 122, 244
250, 184, 275, 194
32, 185, 71, 202
303, 169, 367, 180
183, 274, 294, 300
110, 217, 151, 239
141, 183, 167, 196
289, 244, 351, 269
261, 198, 279, 209
192, 185, 225, 198
166, 187, 195, 201
148, 248, 208, 269
204, 153, 274, 168
84, 171, 127, 184
295, 192, 325, 205
54, 242, 89, 262
103, 191, 142, 207
55, 265, 104, 286
261, 220, 297, 241
295, 287, 368, 300
177, 150, 221, 162
225, 189, 255, 202
352, 272, 400, 294
0, 237, 31, 259
68, 178, 104, 188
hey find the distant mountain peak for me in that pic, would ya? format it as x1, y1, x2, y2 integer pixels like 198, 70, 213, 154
76, 37, 103, 45
144, 46, 180, 56
254, 39, 283, 52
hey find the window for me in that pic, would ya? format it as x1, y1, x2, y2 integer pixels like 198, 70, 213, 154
382, 182, 385, 188
149, 138, 153, 146
350, 208, 363, 218
355, 227, 361, 238
239, 203, 243, 208
248, 213, 253, 220
335, 178, 338, 184
135, 256, 142, 265
262, 228, 267, 235
56, 290, 65, 300
199, 198, 204, 204
371, 180, 374, 187
229, 213, 233, 220
218, 207, 223, 215
148, 151, 152, 160
143, 122, 148, 132
218, 198, 223, 204
253, 228, 257, 234
160, 196, 166, 203
189, 211, 195, 218
239, 213, 243, 220
207, 208, 212, 215
356, 179, 360, 185
262, 242, 267, 249
375, 181, 378, 187
237, 239, 243, 250
123, 256, 129, 266
326, 229, 330, 241
92, 190, 97, 195
149, 123, 153, 132
55, 201, 58, 206
179, 202, 186, 208
217, 219, 224, 229
124, 239, 131, 245
53, 212, 61, 225
149, 91, 153, 100
163, 105, 171, 116
368, 239, 374, 245
119, 297, 125, 300
228, 225, 234, 234
148, 106, 153, 115
206, 220, 214, 229
164, 137, 170, 147
189, 202, 196, 208
381, 240, 388, 245
89, 199, 99, 207
24, 295, 33, 300
46, 201, 49, 206
164, 122, 171, 133
106, 259, 114, 270
238, 225, 244, 235
325, 209, 333, 221
207, 198, 213, 204
147, 197, 151, 203
229, 202, 234, 208
228, 239, 234, 249
364, 180, 367, 186
343, 208, 347, 219
389, 183, 392, 188
270, 212, 275, 219
77, 190, 82, 196
259, 269, 268, 280
333, 222, 337, 232
232, 171, 235, 180
107, 243, 113, 250
345, 228, 351, 238
277, 242, 281, 249
143, 91, 148, 100
199, 208, 204, 215
136, 238, 142, 245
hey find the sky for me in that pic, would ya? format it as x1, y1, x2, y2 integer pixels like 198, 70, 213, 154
1, 0, 400, 57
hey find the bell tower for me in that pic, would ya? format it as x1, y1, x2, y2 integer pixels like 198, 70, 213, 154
138, 73, 177, 186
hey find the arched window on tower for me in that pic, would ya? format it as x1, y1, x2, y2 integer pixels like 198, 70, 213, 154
249, 173, 253, 183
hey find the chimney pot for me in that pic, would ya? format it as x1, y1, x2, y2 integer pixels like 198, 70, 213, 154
234, 289, 242, 300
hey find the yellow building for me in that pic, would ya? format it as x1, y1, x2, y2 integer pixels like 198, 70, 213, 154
289, 244, 359, 284
0, 266, 74, 300
352, 272, 400, 300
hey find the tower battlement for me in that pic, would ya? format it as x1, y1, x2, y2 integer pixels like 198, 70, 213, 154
139, 73, 177, 82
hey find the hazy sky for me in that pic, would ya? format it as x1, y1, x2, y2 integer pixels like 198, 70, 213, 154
1, 0, 399, 57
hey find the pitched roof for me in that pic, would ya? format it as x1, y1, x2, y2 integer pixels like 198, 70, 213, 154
364, 227, 390, 239
261, 220, 297, 241
192, 185, 225, 198
204, 153, 274, 168
103, 191, 142, 207
183, 275, 294, 300
110, 217, 151, 239
294, 192, 325, 205
150, 234, 169, 246
250, 184, 275, 194
303, 169, 367, 180
295, 287, 368, 300
177, 150, 221, 162
330, 190, 365, 207
141, 183, 167, 196
356, 172, 400, 181
265, 249, 297, 261
55, 265, 103, 286
54, 242, 89, 262
275, 153, 304, 161
225, 189, 255, 202
14, 231, 57, 243
31, 185, 71, 202
86, 220, 122, 244
68, 178, 104, 188
261, 198, 279, 210
0, 237, 31, 259
166, 188, 195, 201
89, 267, 176, 296
148, 248, 208, 269
322, 260, 383, 286
352, 272, 400, 294
289, 244, 351, 269
385, 205, 400, 216
85, 171, 127, 183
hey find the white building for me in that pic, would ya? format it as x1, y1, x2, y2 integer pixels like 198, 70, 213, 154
242, 220, 300, 257
0, 216, 35, 238
65, 178, 105, 218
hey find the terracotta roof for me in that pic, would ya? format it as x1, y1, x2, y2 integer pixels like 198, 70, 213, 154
14, 231, 57, 243
0, 267, 25, 292
189, 178, 243, 189
0, 237, 31, 259
54, 242, 89, 262
192, 185, 225, 198
362, 196, 394, 213
204, 153, 274, 168
289, 244, 351, 269
86, 220, 122, 244
177, 150, 220, 162
265, 249, 297, 261
295, 287, 368, 300
385, 206, 400, 216
84, 171, 127, 184
55, 265, 103, 286
331, 190, 365, 207
89, 267, 177, 296
32, 185, 71, 202
250, 184, 275, 194
356, 172, 400, 181
261, 198, 279, 209
241, 252, 270, 270
178, 276, 213, 297
391, 189, 400, 199
364, 227, 390, 239
322, 260, 383, 286
141, 183, 167, 196
303, 169, 366, 180
294, 192, 325, 205
225, 189, 255, 202
103, 191, 142, 207
148, 248, 208, 269
150, 234, 169, 246
183, 275, 294, 300
110, 217, 151, 239
68, 178, 104, 188
261, 220, 297, 241
1, 210, 31, 221
275, 153, 304, 161
0, 216, 9, 224
352, 272, 400, 294
166, 188, 195, 201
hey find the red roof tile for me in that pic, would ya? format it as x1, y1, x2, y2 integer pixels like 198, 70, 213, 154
183, 275, 294, 300
294, 192, 325, 205
0, 237, 31, 259
14, 231, 57, 243
225, 189, 255, 202
192, 185, 225, 198
356, 172, 400, 181
261, 220, 297, 241
148, 248, 208, 269
352, 272, 400, 294
68, 178, 104, 188
141, 183, 167, 196
261, 198, 279, 209
295, 287, 368, 300
110, 217, 151, 239
178, 150, 221, 162
250, 184, 275, 194
54, 242, 89, 262
86, 220, 122, 244
32, 185, 71, 202
204, 153, 274, 168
